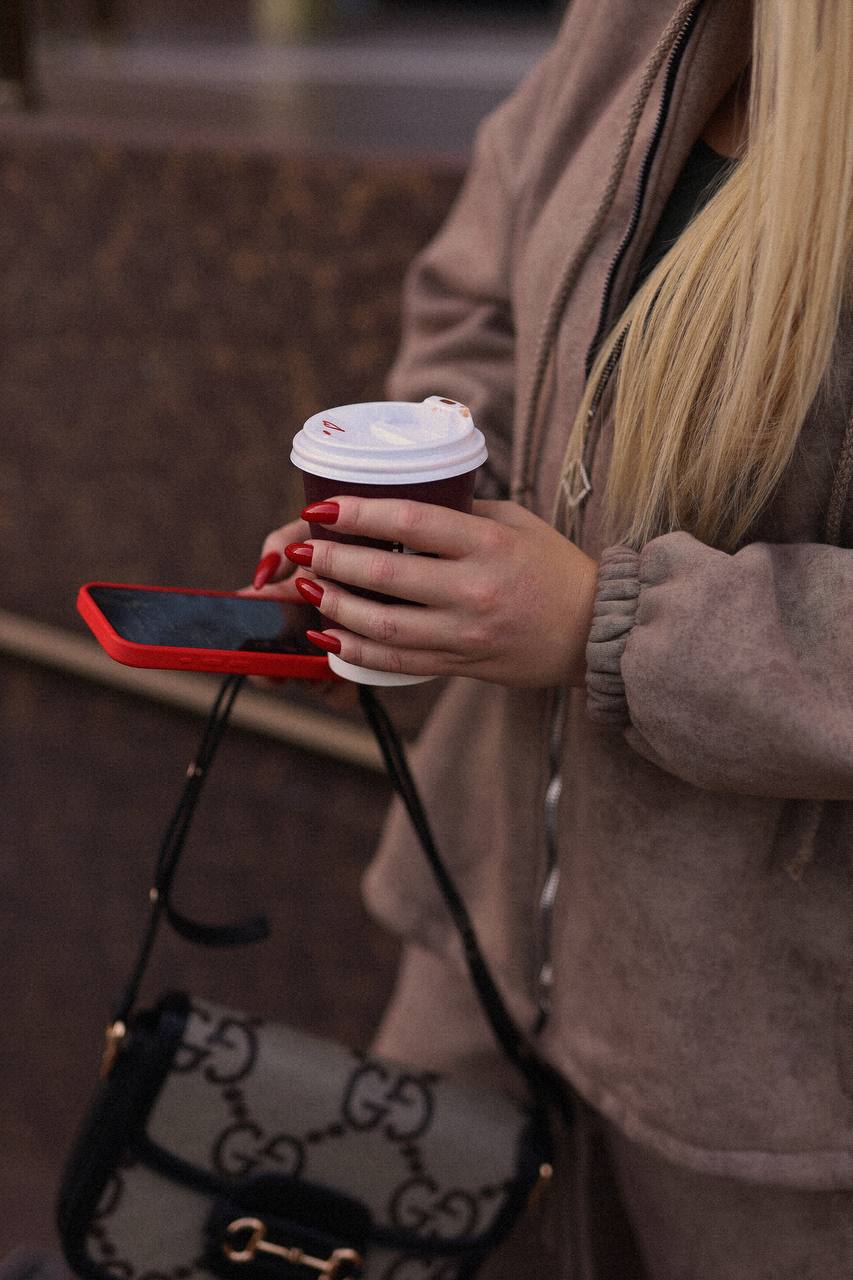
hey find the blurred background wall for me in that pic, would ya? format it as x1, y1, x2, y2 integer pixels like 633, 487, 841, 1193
0, 0, 558, 1251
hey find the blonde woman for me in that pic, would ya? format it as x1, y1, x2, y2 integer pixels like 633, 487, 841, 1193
255, 1, 853, 1274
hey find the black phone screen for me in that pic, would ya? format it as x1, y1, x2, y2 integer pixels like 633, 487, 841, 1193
88, 587, 319, 654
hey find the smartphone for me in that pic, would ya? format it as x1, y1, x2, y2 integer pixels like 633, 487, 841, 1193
77, 582, 336, 679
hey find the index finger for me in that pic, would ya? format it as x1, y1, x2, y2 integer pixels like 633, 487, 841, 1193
303, 496, 485, 557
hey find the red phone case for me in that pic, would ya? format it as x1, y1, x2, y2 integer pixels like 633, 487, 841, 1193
77, 582, 335, 680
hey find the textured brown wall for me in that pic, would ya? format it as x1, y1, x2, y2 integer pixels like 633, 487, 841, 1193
0, 132, 462, 1249
0, 137, 462, 624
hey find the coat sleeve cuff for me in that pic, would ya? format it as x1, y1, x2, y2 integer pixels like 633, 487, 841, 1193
585, 544, 641, 725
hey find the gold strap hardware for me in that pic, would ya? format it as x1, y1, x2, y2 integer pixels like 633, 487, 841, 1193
526, 1160, 555, 1213
99, 1020, 127, 1079
224, 1218, 363, 1278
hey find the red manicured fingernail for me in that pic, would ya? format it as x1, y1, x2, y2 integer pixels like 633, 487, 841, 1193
301, 501, 340, 524
306, 629, 342, 654
295, 577, 324, 606
285, 541, 314, 566
253, 551, 281, 590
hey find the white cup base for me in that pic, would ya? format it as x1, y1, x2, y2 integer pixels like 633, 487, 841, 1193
328, 653, 434, 687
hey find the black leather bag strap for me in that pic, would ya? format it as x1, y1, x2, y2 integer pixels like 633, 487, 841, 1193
109, 675, 267, 1035
357, 686, 571, 1120
106, 676, 570, 1121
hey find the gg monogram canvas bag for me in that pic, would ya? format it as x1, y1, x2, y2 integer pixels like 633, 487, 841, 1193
57, 681, 565, 1280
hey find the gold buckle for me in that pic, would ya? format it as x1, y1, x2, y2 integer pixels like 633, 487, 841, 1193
100, 1020, 127, 1079
224, 1218, 363, 1278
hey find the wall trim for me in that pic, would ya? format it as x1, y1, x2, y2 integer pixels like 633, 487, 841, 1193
0, 607, 382, 771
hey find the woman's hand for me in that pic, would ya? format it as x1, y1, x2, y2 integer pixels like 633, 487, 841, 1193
249, 514, 311, 600
245, 513, 363, 706
263, 498, 597, 689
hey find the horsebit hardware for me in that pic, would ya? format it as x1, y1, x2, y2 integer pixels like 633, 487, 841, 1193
224, 1217, 364, 1278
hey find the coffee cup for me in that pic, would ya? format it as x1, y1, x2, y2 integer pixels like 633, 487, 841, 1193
291, 396, 488, 685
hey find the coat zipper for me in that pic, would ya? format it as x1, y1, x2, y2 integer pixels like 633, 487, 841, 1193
584, 327, 627, 429
534, 2, 703, 1031
584, 3, 703, 380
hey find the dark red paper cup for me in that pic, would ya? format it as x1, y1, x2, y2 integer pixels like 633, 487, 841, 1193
291, 396, 487, 685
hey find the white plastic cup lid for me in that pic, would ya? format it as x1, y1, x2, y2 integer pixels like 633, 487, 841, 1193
291, 397, 488, 485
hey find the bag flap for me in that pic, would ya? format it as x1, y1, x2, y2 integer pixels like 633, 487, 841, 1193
139, 998, 544, 1254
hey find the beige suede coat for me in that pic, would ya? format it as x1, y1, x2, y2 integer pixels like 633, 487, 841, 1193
363, 0, 853, 1188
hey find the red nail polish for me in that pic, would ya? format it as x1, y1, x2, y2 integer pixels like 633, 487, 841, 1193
295, 578, 324, 606
253, 550, 281, 590
305, 629, 342, 654
301, 501, 340, 525
285, 542, 314, 566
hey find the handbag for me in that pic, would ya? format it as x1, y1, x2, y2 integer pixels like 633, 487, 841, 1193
57, 677, 570, 1280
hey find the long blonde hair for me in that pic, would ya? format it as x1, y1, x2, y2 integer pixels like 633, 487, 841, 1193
562, 0, 853, 551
